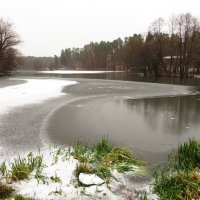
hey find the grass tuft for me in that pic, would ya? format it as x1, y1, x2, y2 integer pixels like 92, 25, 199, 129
14, 194, 35, 200
169, 138, 200, 171
154, 170, 200, 200
51, 188, 63, 195
154, 138, 200, 200
11, 157, 32, 181
50, 172, 62, 183
95, 165, 113, 181
72, 137, 145, 182
71, 142, 91, 163
0, 161, 7, 176
95, 137, 113, 156
10, 153, 45, 181
0, 184, 14, 199
140, 192, 148, 200
74, 163, 93, 178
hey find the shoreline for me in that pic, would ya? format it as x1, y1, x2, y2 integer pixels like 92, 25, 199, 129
0, 78, 77, 159
0, 78, 27, 88
0, 140, 158, 200
1, 138, 199, 200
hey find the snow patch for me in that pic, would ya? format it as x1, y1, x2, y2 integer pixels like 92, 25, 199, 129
11, 147, 79, 200
1, 146, 158, 200
0, 78, 76, 115
39, 70, 121, 74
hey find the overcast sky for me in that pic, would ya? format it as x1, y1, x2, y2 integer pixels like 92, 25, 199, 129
1, 0, 200, 56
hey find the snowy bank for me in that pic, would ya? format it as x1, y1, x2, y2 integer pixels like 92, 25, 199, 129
39, 70, 122, 74
0, 78, 77, 115
0, 140, 159, 200
1, 147, 157, 200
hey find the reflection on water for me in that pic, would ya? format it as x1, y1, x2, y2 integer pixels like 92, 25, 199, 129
125, 95, 200, 136
47, 93, 200, 164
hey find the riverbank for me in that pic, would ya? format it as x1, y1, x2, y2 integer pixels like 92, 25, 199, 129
0, 138, 199, 200
0, 78, 77, 114
0, 78, 77, 158
0, 78, 27, 88
0, 138, 158, 200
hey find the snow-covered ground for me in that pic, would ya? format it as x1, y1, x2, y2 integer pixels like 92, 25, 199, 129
39, 70, 122, 74
17, 70, 123, 75
1, 147, 158, 200
0, 78, 76, 115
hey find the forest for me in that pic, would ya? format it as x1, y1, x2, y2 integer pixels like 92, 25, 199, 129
56, 13, 200, 78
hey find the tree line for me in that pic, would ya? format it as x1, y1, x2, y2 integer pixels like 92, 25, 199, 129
55, 13, 200, 78
1, 13, 200, 78
18, 56, 54, 71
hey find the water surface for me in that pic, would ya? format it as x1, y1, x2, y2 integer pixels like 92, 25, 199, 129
46, 79, 200, 163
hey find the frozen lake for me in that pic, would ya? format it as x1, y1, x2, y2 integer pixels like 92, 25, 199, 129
0, 72, 200, 163
46, 79, 200, 163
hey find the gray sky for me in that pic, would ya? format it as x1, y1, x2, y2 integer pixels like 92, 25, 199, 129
1, 0, 200, 56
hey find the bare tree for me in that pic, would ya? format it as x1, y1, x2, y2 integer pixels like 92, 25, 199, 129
175, 13, 199, 77
148, 18, 168, 76
0, 18, 21, 75
168, 16, 177, 76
